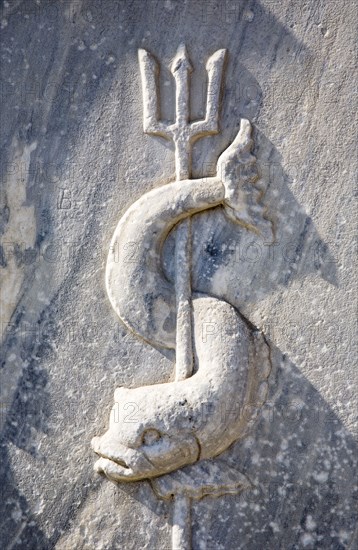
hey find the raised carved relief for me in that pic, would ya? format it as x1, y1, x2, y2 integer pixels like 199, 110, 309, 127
92, 45, 273, 549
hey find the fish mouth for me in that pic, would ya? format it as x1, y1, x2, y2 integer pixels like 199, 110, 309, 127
91, 436, 154, 481
91, 432, 200, 482
94, 457, 136, 481
111, 456, 128, 469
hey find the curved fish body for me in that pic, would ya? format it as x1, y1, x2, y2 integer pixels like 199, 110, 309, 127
105, 175, 224, 350
92, 120, 271, 482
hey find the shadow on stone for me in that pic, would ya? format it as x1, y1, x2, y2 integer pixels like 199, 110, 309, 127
190, 345, 358, 549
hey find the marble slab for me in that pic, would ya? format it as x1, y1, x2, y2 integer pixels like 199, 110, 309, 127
0, 1, 357, 549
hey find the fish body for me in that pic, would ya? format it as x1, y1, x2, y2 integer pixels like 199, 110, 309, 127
92, 120, 271, 482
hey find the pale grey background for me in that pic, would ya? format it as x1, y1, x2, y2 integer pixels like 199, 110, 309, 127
0, 0, 357, 548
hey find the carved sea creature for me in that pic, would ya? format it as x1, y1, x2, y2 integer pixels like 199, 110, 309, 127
92, 47, 272, 482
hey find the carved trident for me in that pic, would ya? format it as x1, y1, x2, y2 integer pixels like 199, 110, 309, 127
138, 45, 227, 384
138, 45, 226, 179
138, 45, 228, 550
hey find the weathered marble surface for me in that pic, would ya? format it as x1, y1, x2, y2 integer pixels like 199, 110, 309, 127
0, 1, 357, 549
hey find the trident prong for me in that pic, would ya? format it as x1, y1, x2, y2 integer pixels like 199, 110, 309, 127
138, 45, 227, 181
191, 48, 227, 136
138, 49, 168, 137
170, 44, 193, 127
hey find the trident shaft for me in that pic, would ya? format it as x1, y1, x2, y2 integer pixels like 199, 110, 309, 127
138, 45, 226, 382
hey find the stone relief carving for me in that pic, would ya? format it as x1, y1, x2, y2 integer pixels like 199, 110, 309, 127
92, 45, 273, 549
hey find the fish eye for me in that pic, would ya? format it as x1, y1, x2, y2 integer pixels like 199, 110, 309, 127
142, 428, 161, 445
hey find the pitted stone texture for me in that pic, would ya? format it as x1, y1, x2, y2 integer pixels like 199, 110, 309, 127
0, 1, 357, 549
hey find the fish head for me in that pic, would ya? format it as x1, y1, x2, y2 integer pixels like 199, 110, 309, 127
91, 387, 200, 481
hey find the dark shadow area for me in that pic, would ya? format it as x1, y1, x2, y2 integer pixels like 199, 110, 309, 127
191, 345, 358, 549
163, 129, 338, 317
0, 442, 50, 550
0, 342, 51, 549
